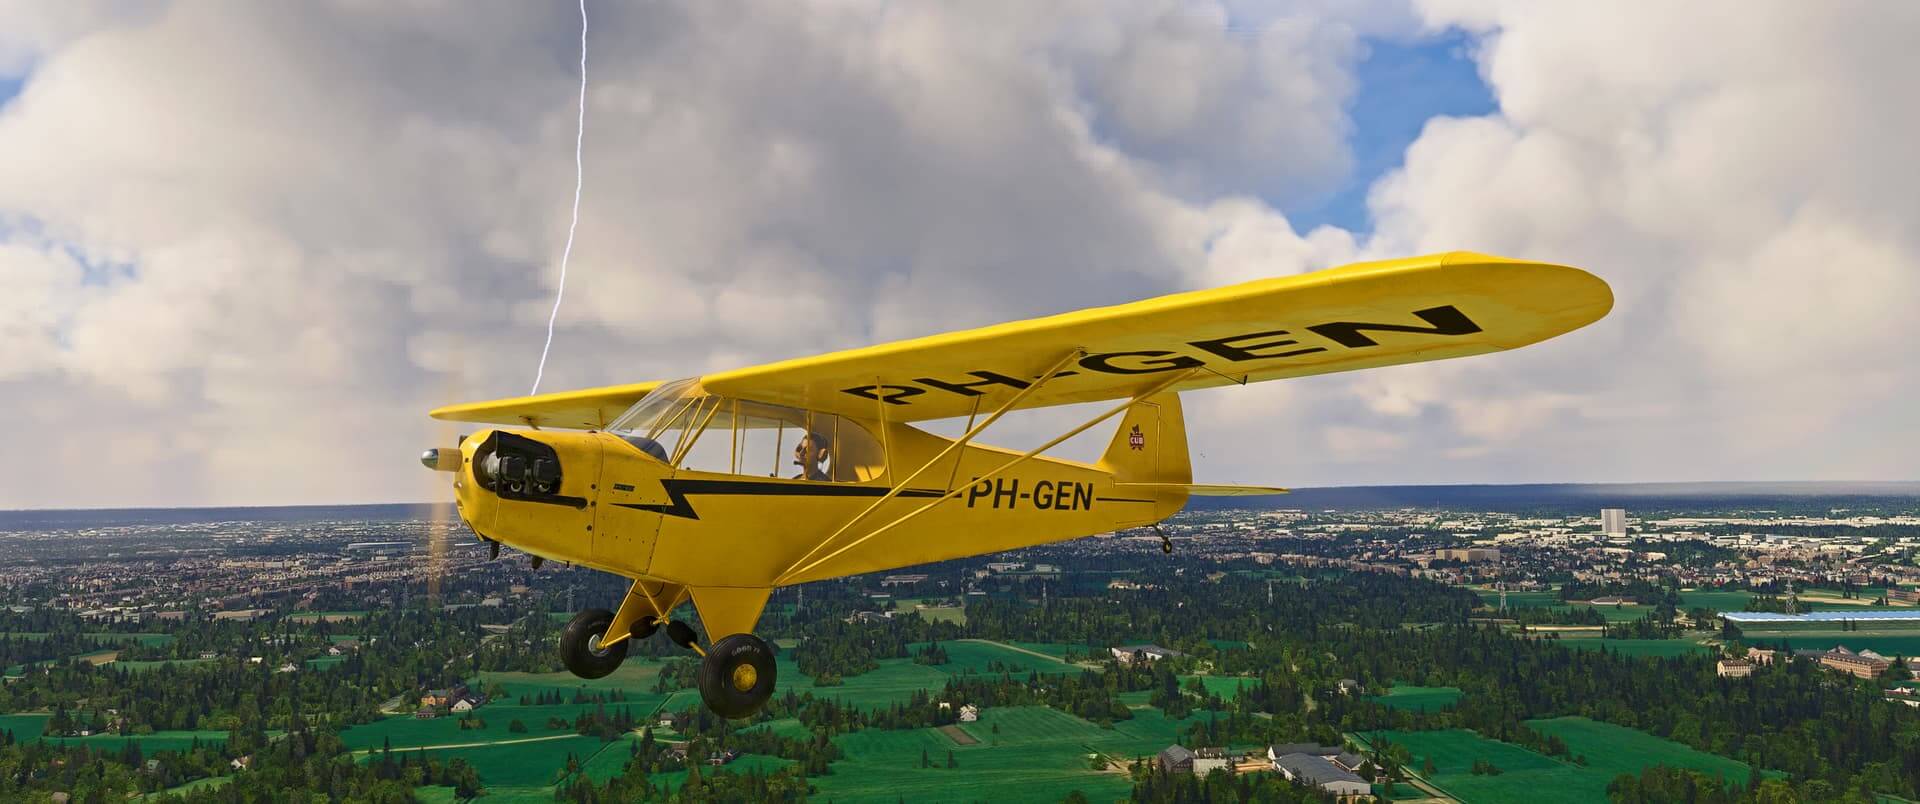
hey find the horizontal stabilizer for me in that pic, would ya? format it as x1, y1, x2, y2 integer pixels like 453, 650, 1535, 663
1114, 482, 1289, 497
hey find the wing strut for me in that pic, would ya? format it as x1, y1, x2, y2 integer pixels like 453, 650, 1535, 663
775, 366, 1198, 585
775, 348, 1085, 581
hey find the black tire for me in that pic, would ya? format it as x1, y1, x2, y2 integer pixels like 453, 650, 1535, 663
697, 633, 777, 719
559, 608, 626, 680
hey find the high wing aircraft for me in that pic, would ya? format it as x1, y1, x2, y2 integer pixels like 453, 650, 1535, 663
422, 251, 1611, 718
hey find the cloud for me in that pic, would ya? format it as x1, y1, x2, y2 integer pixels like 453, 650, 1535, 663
0, 0, 1387, 507
2, 1, 1915, 508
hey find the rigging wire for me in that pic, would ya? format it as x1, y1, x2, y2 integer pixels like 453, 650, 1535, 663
531, 0, 589, 395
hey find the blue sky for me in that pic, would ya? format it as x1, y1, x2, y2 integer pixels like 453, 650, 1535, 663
1282, 30, 1494, 235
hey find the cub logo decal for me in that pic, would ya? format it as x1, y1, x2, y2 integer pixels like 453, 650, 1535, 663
1128, 425, 1145, 451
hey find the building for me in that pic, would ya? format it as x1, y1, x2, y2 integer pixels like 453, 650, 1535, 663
1272, 752, 1370, 797
1112, 644, 1183, 664
958, 704, 979, 723
880, 574, 929, 587
1157, 745, 1195, 774
1435, 548, 1501, 563
1601, 508, 1627, 537
1267, 744, 1343, 761
1747, 647, 1777, 666
420, 683, 469, 709
1336, 678, 1364, 696
1716, 658, 1754, 678
1890, 587, 1920, 604
1819, 646, 1890, 679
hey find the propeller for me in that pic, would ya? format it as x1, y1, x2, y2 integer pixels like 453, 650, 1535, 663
419, 365, 471, 610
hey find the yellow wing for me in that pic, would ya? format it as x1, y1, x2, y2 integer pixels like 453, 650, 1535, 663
428, 380, 662, 429
433, 252, 1610, 427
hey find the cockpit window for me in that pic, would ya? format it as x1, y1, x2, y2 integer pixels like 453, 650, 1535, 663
608, 380, 884, 482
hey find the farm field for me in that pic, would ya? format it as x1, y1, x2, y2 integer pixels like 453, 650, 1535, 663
0, 632, 176, 647
1, 711, 245, 751
810, 706, 1134, 803
892, 597, 967, 625
1527, 716, 1770, 789
116, 658, 215, 673
364, 733, 603, 790
1371, 685, 1463, 712
761, 640, 1084, 711
1361, 728, 1585, 804
1745, 631, 1920, 656
1554, 638, 1711, 658
1184, 674, 1254, 700
1678, 590, 1755, 612
284, 611, 368, 623
1365, 716, 1773, 804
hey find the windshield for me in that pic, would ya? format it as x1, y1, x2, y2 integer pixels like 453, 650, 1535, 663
607, 379, 885, 482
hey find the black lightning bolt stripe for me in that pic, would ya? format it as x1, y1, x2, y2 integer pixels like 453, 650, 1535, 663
1094, 497, 1156, 504
612, 479, 948, 521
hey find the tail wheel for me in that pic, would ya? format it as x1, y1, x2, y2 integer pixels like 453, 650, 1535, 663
697, 633, 777, 719
559, 608, 626, 679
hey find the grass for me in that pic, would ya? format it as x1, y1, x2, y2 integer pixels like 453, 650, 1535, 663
1528, 716, 1769, 788
0, 632, 175, 647
750, 640, 1084, 713
115, 658, 214, 673
369, 734, 606, 789
811, 706, 1134, 803
1554, 638, 1711, 658
1739, 630, 1920, 657
143, 775, 231, 800
339, 663, 677, 751
892, 597, 968, 625
1371, 685, 1463, 712
644, 755, 798, 794
1182, 675, 1254, 700
1365, 716, 1774, 804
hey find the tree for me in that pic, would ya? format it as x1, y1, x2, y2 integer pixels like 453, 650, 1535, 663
1422, 757, 1437, 777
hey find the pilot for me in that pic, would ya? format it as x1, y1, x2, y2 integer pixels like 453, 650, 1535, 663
792, 431, 833, 481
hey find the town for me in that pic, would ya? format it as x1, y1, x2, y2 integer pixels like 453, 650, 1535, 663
3, 486, 1919, 802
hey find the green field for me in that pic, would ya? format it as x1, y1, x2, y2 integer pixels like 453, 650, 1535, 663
762, 640, 1083, 712
0, 712, 241, 751
1372, 685, 1463, 712
0, 632, 176, 647
368, 734, 604, 790
1678, 590, 1755, 612
1747, 632, 1920, 656
1366, 716, 1772, 804
340, 663, 675, 752
1363, 728, 1589, 804
892, 598, 967, 625
1528, 716, 1767, 789
115, 658, 214, 673
1555, 638, 1711, 658
1183, 675, 1254, 700
0, 713, 47, 740
811, 706, 1133, 803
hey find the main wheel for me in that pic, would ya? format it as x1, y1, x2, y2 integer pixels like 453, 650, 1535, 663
697, 633, 777, 719
559, 608, 626, 679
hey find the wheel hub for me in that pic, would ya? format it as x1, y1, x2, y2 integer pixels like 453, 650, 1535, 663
730, 662, 758, 692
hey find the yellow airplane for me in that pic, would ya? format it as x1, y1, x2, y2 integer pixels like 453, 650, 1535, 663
422, 252, 1610, 717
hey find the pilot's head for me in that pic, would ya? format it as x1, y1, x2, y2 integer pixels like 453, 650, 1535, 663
793, 431, 832, 475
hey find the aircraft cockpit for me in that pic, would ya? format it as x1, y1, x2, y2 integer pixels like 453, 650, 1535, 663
607, 379, 885, 482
